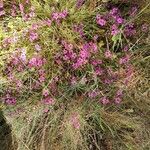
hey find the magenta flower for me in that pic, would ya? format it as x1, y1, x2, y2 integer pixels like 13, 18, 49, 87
5, 97, 17, 105
28, 57, 37, 67
43, 108, 49, 113
76, 0, 85, 8
116, 17, 123, 24
124, 23, 136, 37
29, 32, 39, 42
20, 48, 27, 62
89, 42, 98, 53
42, 89, 49, 97
123, 46, 129, 52
105, 50, 112, 58
39, 76, 45, 83
19, 3, 24, 13
104, 79, 113, 84
52, 10, 68, 23
29, 12, 35, 18
42, 97, 55, 105
93, 35, 99, 41
52, 12, 59, 20
100, 97, 110, 105
114, 97, 122, 104
119, 55, 130, 65
111, 24, 119, 35
44, 19, 52, 26
141, 23, 149, 32
60, 10, 68, 19
129, 6, 138, 17
35, 44, 41, 51
88, 90, 99, 98
80, 49, 90, 58
28, 56, 45, 68
31, 23, 40, 30
16, 80, 23, 88
71, 76, 77, 85
95, 67, 103, 76
0, 10, 5, 16
116, 89, 123, 97
91, 59, 102, 66
11, 9, 16, 17
26, 0, 29, 4
96, 15, 106, 26
109, 7, 119, 16
73, 23, 85, 38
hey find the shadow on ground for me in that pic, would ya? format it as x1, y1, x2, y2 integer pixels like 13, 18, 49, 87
0, 110, 15, 150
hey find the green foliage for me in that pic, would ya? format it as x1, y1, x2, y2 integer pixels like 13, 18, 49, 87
0, 0, 149, 149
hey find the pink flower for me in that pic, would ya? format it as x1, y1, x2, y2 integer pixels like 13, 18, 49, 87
43, 108, 49, 113
19, 3, 24, 13
28, 57, 37, 67
31, 23, 40, 30
76, 0, 85, 8
52, 10, 68, 22
20, 48, 27, 62
116, 90, 123, 97
0, 1, 3, 8
0, 10, 5, 16
105, 50, 112, 58
73, 23, 85, 38
29, 12, 35, 18
45, 19, 52, 26
52, 12, 59, 20
91, 59, 102, 66
42, 89, 49, 97
35, 44, 41, 51
96, 15, 106, 26
29, 32, 39, 42
114, 97, 122, 104
5, 97, 17, 105
16, 80, 23, 88
123, 46, 129, 52
110, 7, 119, 16
97, 18, 106, 26
80, 49, 90, 58
11, 9, 16, 17
119, 55, 130, 65
42, 97, 55, 105
71, 77, 77, 85
129, 6, 138, 17
26, 0, 29, 4
141, 23, 149, 32
93, 35, 98, 41
104, 79, 113, 84
116, 17, 123, 24
38, 69, 45, 75
124, 23, 136, 37
30, 6, 35, 12
39, 76, 45, 83
28, 56, 45, 68
88, 90, 99, 98
111, 24, 119, 35
95, 67, 103, 75
89, 42, 98, 53
100, 97, 110, 105
60, 10, 68, 19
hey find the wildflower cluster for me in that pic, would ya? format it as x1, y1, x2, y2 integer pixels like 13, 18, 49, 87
0, 0, 148, 110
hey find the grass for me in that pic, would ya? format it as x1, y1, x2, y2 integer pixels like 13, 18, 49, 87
0, 0, 150, 150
